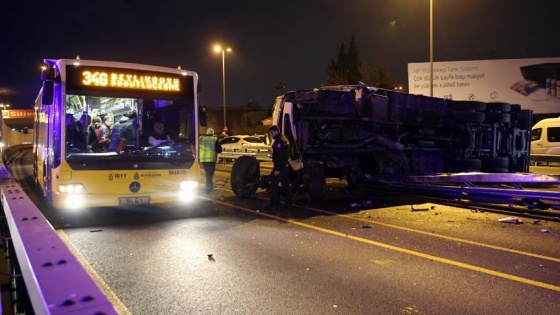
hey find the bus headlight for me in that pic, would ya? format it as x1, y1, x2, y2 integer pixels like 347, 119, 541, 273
179, 180, 198, 202
180, 180, 198, 190
57, 184, 85, 194
65, 194, 85, 209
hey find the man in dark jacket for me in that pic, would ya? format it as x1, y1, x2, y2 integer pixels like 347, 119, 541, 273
119, 110, 138, 147
109, 114, 128, 151
267, 125, 292, 209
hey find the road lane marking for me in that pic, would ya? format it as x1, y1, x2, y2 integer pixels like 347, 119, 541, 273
310, 206, 560, 263
57, 230, 133, 315
210, 199, 560, 293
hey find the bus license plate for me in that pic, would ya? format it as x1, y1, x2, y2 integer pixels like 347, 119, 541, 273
118, 196, 151, 205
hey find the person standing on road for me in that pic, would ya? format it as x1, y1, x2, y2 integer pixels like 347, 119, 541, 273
199, 127, 222, 194
267, 125, 292, 209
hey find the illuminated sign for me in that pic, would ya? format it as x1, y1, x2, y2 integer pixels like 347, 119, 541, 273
2, 110, 34, 119
81, 71, 181, 91
65, 65, 194, 98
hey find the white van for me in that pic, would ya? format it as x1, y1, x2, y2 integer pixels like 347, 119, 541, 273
531, 117, 560, 154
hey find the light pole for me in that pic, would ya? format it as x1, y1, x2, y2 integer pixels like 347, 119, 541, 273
429, 0, 433, 97
213, 45, 232, 135
0, 104, 10, 111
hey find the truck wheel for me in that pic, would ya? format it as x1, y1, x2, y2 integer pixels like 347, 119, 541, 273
485, 102, 512, 113
450, 111, 486, 123
445, 158, 482, 172
485, 112, 511, 124
231, 156, 260, 198
481, 157, 509, 173
309, 163, 326, 205
447, 100, 486, 112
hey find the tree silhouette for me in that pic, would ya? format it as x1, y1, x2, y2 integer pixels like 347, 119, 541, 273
327, 35, 362, 85
327, 35, 395, 88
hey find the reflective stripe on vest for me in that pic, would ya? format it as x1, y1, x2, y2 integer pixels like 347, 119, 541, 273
199, 135, 217, 162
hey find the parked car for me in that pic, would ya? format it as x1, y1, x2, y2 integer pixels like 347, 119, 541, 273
218, 135, 271, 161
219, 135, 267, 151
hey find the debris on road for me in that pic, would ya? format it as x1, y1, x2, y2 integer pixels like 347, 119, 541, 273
350, 200, 386, 209
411, 205, 430, 212
498, 216, 523, 224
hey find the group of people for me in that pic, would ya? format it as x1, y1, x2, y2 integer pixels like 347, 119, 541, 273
85, 110, 138, 153
199, 125, 292, 210
83, 110, 172, 153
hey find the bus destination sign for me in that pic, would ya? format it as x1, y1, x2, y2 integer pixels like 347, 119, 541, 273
65, 65, 194, 97
81, 71, 180, 91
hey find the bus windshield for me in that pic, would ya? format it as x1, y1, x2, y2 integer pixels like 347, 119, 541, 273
64, 94, 196, 167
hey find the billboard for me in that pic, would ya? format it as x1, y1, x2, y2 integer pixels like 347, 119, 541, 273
408, 57, 560, 114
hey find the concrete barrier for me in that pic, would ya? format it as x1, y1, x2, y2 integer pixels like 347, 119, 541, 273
0, 162, 118, 314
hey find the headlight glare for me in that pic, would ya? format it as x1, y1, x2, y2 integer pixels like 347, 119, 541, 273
58, 184, 85, 194
180, 180, 198, 190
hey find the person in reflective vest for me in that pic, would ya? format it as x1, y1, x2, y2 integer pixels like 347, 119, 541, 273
199, 128, 222, 194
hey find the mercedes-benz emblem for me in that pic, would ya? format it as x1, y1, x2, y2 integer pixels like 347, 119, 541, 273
129, 181, 141, 193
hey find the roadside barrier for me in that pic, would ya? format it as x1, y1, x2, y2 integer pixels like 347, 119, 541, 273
530, 154, 560, 166
0, 161, 118, 314
218, 145, 272, 164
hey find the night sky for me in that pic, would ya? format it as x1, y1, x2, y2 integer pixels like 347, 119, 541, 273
2, 0, 560, 110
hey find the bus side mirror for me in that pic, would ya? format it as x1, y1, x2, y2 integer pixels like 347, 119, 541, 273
199, 105, 207, 127
41, 66, 55, 105
41, 80, 54, 105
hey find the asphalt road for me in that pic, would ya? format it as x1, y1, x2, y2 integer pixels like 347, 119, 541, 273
10, 153, 560, 314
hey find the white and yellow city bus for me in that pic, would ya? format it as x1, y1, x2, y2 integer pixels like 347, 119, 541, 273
33, 58, 206, 210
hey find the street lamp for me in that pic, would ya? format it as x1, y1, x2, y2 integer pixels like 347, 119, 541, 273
0, 104, 10, 110
213, 45, 232, 135
429, 0, 433, 97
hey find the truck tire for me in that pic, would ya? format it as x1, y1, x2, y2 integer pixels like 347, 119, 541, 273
231, 156, 260, 198
450, 111, 486, 123
448, 100, 486, 112
309, 163, 326, 205
485, 102, 512, 113
445, 158, 482, 172
481, 157, 509, 172
485, 112, 511, 124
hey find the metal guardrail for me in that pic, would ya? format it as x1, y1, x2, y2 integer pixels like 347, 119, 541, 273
0, 162, 118, 314
218, 146, 272, 163
2, 144, 33, 166
530, 154, 560, 166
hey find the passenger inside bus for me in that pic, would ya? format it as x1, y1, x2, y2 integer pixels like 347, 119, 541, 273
87, 117, 107, 153
100, 115, 113, 151
109, 114, 127, 151
115, 110, 138, 152
66, 112, 87, 152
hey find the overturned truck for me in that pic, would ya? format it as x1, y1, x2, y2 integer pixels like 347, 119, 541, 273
231, 85, 532, 204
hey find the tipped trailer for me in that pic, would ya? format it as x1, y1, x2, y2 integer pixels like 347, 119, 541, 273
230, 84, 560, 208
